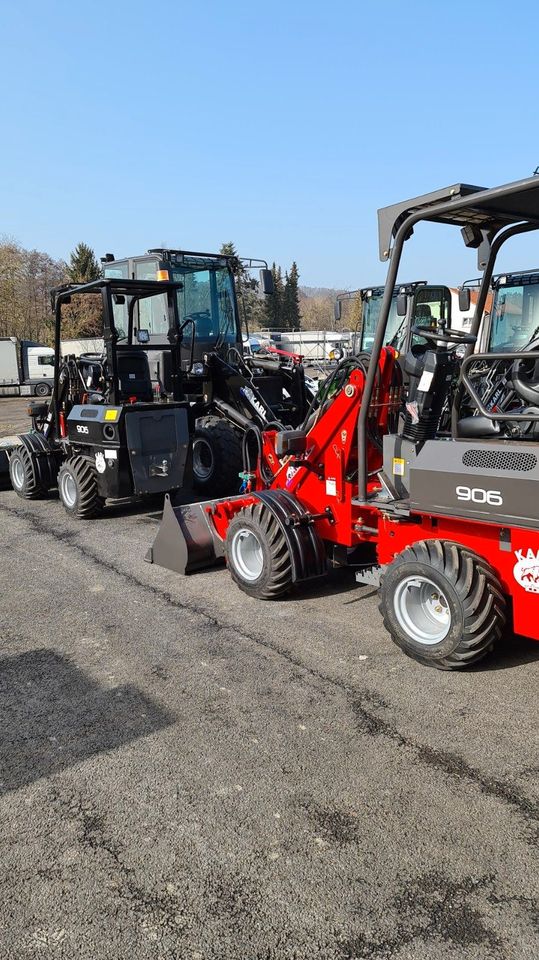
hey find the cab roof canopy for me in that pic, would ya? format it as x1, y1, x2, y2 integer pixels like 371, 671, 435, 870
378, 174, 539, 263
337, 281, 426, 302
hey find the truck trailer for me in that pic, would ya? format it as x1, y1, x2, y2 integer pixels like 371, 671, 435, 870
0, 338, 55, 397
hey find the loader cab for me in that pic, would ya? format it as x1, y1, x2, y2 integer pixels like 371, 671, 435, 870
103, 249, 276, 400
336, 282, 451, 356
104, 250, 241, 359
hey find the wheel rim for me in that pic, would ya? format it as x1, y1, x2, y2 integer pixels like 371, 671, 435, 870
60, 470, 77, 508
36, 384, 48, 397
11, 457, 25, 491
193, 438, 214, 481
393, 575, 451, 645
230, 527, 264, 582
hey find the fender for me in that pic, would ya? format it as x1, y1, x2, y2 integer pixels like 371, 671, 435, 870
254, 489, 327, 583
15, 432, 61, 490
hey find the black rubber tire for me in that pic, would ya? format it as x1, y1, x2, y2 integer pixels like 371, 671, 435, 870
9, 445, 49, 500
57, 456, 105, 519
34, 382, 51, 398
379, 539, 507, 669
193, 416, 243, 496
225, 502, 293, 599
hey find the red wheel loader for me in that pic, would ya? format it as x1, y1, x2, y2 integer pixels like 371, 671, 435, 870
147, 175, 539, 669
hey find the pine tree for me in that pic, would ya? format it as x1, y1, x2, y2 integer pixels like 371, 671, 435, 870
64, 243, 102, 337
283, 261, 301, 330
220, 241, 262, 332
66, 242, 102, 284
219, 241, 237, 258
264, 263, 285, 329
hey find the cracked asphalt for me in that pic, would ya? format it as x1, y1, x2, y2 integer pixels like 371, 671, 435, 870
0, 405, 538, 959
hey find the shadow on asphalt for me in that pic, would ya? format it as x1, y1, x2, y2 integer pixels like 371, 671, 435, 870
82, 488, 209, 523
474, 632, 539, 672
0, 648, 174, 795
286, 567, 364, 601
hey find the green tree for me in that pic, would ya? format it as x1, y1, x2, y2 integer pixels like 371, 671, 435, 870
64, 242, 103, 337
264, 263, 285, 329
66, 242, 102, 284
219, 241, 237, 259
220, 241, 268, 332
283, 261, 301, 330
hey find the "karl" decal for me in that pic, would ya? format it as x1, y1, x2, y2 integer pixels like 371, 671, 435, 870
513, 548, 539, 593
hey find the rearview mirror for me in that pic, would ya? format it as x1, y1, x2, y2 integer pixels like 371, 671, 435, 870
334, 299, 342, 322
259, 268, 274, 295
396, 292, 407, 317
458, 287, 471, 312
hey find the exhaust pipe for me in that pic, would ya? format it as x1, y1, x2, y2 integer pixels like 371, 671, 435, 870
145, 494, 226, 575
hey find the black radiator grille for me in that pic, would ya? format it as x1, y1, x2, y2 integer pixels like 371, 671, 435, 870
462, 448, 537, 472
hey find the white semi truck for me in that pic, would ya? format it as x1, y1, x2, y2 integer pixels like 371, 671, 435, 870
0, 337, 55, 397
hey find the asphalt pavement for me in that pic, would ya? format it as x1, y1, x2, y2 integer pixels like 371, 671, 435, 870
0, 401, 538, 959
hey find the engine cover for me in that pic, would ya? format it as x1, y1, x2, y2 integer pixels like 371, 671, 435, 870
409, 439, 539, 530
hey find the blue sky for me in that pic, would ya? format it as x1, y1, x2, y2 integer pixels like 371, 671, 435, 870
1, 0, 538, 288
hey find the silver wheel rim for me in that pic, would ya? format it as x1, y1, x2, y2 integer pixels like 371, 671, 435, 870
12, 457, 25, 490
393, 575, 451, 645
193, 438, 214, 481
230, 527, 264, 582
60, 471, 77, 508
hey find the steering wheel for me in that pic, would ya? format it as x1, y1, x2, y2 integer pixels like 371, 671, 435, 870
510, 337, 539, 404
411, 325, 477, 346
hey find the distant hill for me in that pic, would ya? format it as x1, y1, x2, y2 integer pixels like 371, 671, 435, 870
300, 285, 343, 300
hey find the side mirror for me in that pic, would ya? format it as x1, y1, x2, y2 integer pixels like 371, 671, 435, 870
137, 329, 150, 344
458, 287, 471, 312
334, 299, 342, 322
259, 268, 274, 295
396, 292, 407, 317
113, 294, 126, 305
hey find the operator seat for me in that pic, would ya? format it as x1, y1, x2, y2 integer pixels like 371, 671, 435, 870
116, 349, 154, 403
414, 303, 433, 324
456, 415, 501, 439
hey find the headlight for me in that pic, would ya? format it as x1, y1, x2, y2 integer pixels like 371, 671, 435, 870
191, 362, 205, 376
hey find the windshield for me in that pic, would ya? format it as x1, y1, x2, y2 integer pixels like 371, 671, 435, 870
489, 282, 539, 352
128, 261, 238, 342
172, 266, 237, 342
409, 286, 451, 348
361, 294, 400, 352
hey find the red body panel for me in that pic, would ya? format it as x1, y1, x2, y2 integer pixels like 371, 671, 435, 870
376, 513, 539, 641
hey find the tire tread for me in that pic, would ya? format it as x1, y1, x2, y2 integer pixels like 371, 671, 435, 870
379, 539, 507, 669
58, 456, 105, 519
226, 503, 292, 599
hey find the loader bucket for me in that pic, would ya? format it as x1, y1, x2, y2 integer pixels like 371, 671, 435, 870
145, 494, 226, 575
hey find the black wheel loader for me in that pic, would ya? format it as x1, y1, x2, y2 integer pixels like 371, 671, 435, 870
9, 252, 315, 516
9, 278, 195, 518
101, 249, 313, 495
